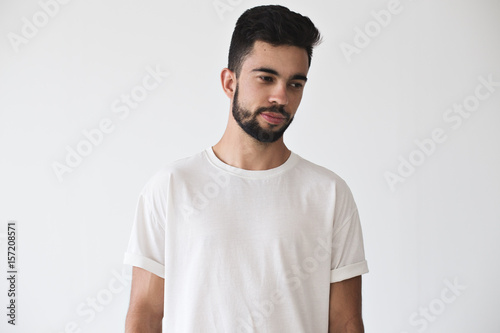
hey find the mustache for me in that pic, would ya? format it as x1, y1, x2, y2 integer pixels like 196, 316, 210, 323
256, 105, 290, 119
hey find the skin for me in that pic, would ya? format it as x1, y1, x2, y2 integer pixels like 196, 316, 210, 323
125, 267, 164, 333
329, 276, 364, 332
125, 40, 364, 332
212, 40, 309, 170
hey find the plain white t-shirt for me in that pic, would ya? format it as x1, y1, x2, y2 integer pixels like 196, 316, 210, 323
124, 146, 368, 332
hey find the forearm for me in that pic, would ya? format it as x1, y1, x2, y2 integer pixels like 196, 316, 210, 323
329, 315, 364, 333
125, 311, 162, 333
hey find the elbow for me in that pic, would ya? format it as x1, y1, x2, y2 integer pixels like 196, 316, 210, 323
125, 307, 163, 332
329, 315, 364, 333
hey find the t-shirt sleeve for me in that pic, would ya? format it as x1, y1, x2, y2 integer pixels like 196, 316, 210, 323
123, 176, 167, 279
330, 179, 369, 283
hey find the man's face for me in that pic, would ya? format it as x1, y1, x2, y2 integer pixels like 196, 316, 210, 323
231, 40, 309, 143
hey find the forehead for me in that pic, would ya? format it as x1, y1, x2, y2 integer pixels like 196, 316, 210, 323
240, 40, 309, 77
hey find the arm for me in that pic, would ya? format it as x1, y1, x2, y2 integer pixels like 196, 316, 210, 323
328, 275, 364, 333
125, 266, 165, 333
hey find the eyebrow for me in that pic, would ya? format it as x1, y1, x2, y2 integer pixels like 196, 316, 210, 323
251, 67, 308, 82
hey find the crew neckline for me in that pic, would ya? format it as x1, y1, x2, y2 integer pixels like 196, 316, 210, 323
204, 146, 299, 179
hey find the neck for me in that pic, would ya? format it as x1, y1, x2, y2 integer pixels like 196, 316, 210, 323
212, 113, 291, 170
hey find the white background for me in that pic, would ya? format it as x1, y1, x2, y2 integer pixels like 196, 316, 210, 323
1, 0, 499, 332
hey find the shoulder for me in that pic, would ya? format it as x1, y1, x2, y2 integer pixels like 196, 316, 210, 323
140, 149, 205, 195
293, 153, 351, 191
293, 153, 358, 214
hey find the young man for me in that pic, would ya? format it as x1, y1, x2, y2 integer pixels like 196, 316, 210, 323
124, 5, 368, 333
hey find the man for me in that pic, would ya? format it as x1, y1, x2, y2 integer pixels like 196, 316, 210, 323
124, 5, 368, 332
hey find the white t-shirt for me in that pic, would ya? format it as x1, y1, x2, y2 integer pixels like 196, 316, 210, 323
124, 146, 368, 332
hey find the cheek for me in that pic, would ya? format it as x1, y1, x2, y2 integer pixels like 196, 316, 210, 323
240, 84, 269, 106
289, 91, 303, 108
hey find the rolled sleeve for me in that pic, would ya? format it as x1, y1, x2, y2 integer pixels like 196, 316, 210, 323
123, 182, 166, 279
330, 181, 369, 283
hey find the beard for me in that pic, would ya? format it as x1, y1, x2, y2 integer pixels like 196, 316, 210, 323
232, 84, 294, 143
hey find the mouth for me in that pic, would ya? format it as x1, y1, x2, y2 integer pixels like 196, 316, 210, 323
260, 112, 286, 125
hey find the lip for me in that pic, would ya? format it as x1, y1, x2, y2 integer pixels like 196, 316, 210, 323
260, 113, 285, 125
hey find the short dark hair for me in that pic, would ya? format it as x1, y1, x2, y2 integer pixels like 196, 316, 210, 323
228, 5, 322, 77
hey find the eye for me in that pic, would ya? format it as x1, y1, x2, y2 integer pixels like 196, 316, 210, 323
290, 82, 304, 89
259, 76, 273, 82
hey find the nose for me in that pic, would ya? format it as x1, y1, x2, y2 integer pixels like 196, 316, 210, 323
268, 82, 289, 106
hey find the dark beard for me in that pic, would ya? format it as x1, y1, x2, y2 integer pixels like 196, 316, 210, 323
231, 85, 294, 143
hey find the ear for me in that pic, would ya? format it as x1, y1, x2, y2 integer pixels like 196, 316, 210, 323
221, 68, 236, 99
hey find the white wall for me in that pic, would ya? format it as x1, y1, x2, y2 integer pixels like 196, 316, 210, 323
1, 0, 499, 332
